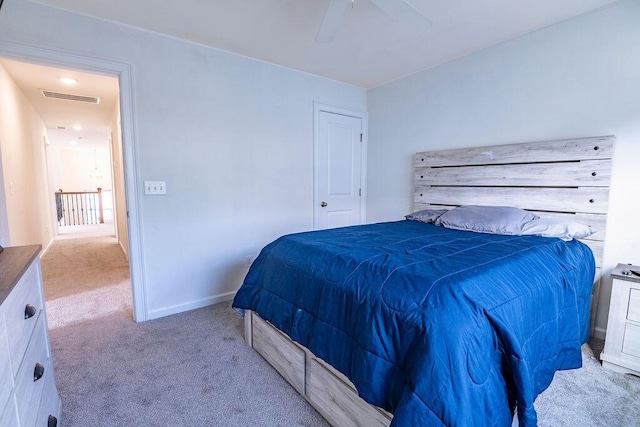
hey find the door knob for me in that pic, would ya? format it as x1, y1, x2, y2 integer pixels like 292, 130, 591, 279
321, 201, 328, 207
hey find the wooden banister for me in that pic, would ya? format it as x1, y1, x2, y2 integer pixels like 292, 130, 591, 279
97, 187, 104, 224
55, 188, 105, 226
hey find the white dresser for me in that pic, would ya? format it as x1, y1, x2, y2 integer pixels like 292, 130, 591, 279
0, 245, 61, 426
601, 263, 640, 376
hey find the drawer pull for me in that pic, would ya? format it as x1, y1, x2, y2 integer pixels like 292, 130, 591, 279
24, 304, 37, 319
48, 415, 58, 427
34, 362, 45, 381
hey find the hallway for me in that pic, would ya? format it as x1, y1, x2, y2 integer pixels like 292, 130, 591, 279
39, 234, 134, 425
41, 233, 130, 329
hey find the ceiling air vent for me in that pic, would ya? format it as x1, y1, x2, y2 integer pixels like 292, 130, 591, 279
40, 89, 101, 104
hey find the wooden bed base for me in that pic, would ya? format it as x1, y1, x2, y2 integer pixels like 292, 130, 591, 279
244, 310, 392, 426
245, 310, 524, 426
242, 136, 614, 426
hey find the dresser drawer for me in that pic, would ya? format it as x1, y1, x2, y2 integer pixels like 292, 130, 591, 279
4, 261, 43, 375
14, 316, 49, 427
0, 320, 13, 411
37, 363, 61, 427
0, 395, 19, 427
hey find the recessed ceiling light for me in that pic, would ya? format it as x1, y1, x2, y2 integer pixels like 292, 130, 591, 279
59, 77, 77, 85
73, 125, 82, 131
68, 140, 79, 146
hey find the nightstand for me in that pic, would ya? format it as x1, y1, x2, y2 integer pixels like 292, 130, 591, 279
600, 263, 640, 376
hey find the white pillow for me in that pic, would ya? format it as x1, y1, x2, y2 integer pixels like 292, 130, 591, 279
520, 217, 596, 241
435, 205, 538, 235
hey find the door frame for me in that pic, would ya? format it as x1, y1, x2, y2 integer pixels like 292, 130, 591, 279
313, 102, 368, 229
0, 41, 148, 322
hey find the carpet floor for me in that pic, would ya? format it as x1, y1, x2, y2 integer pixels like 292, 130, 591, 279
40, 235, 640, 426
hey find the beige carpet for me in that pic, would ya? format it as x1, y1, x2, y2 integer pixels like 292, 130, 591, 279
40, 235, 640, 426
42, 235, 131, 329
40, 235, 328, 426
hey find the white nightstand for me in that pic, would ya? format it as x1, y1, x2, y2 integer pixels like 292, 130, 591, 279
601, 263, 640, 376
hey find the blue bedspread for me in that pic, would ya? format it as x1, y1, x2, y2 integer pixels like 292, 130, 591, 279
232, 221, 595, 426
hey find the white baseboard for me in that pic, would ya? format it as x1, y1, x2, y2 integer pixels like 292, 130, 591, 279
147, 291, 236, 320
118, 240, 129, 261
40, 237, 55, 258
593, 326, 606, 340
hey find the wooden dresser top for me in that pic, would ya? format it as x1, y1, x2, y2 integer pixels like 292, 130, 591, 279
0, 245, 42, 305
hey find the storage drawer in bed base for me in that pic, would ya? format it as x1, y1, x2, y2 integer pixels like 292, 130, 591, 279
245, 310, 392, 427
250, 310, 306, 394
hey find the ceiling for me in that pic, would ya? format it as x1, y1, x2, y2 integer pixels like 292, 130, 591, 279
30, 0, 619, 88
0, 0, 620, 144
0, 57, 118, 149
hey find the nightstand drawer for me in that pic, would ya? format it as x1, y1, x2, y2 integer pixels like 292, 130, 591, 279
628, 289, 640, 322
4, 262, 43, 375
14, 316, 48, 427
622, 323, 640, 358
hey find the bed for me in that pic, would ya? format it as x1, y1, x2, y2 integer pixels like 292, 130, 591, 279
232, 136, 614, 426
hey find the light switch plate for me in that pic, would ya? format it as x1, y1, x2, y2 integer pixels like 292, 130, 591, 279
144, 181, 166, 195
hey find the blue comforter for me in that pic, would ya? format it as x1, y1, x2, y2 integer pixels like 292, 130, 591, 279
232, 221, 594, 426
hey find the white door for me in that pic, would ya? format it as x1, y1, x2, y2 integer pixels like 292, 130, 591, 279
315, 111, 363, 230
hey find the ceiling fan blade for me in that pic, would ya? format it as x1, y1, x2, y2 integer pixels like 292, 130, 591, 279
316, 0, 349, 43
370, 0, 432, 29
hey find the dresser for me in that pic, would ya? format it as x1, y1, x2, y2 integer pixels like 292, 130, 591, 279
601, 263, 640, 376
0, 245, 61, 426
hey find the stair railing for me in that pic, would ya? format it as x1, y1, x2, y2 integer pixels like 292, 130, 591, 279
55, 188, 104, 226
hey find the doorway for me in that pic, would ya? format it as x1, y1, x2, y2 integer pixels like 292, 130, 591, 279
0, 54, 130, 304
0, 42, 147, 324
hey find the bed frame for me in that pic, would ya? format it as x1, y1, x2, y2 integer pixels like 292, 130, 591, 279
243, 135, 614, 426
414, 135, 614, 335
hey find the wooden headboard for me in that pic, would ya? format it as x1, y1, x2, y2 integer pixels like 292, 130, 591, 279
414, 135, 615, 334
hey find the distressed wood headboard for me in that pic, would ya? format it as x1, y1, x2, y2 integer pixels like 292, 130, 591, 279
414, 135, 615, 334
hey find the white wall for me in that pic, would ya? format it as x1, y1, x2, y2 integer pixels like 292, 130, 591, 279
367, 0, 640, 337
0, 61, 53, 247
110, 102, 129, 259
0, 0, 366, 319
0, 144, 8, 247
53, 147, 112, 192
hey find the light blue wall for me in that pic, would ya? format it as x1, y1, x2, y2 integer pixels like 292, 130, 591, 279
2, 0, 636, 334
0, 0, 367, 319
367, 0, 640, 336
